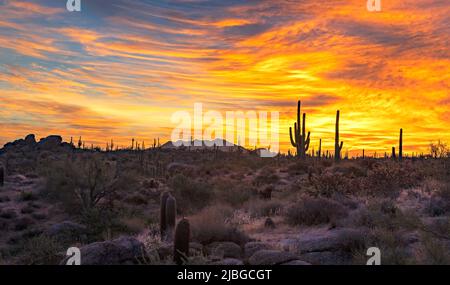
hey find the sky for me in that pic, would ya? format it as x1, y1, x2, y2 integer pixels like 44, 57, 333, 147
0, 0, 449, 155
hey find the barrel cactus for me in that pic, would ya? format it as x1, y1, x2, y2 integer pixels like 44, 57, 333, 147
160, 192, 170, 239
174, 218, 190, 265
165, 194, 177, 240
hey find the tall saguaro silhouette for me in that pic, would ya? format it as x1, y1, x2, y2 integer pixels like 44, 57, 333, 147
289, 100, 310, 158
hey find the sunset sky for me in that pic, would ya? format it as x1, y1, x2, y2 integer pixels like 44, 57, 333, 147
0, 0, 449, 155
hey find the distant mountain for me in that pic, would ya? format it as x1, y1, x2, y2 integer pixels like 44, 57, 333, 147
161, 138, 247, 152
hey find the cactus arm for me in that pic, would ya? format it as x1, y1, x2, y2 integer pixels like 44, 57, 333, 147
304, 131, 311, 152
294, 122, 300, 142
289, 126, 297, 147
339, 141, 343, 151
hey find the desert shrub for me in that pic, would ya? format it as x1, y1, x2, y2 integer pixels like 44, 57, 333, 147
351, 228, 413, 265
170, 174, 214, 213
287, 160, 310, 176
0, 195, 11, 203
19, 191, 36, 201
19, 235, 63, 265
215, 180, 251, 207
335, 228, 367, 253
124, 192, 148, 206
120, 216, 147, 234
425, 198, 449, 217
191, 206, 249, 246
429, 140, 450, 159
285, 197, 348, 226
332, 162, 366, 178
246, 199, 283, 218
309, 171, 352, 197
418, 234, 450, 265
319, 159, 333, 168
340, 200, 419, 231
40, 154, 123, 213
360, 161, 423, 197
80, 207, 123, 241
253, 167, 279, 186
14, 217, 34, 231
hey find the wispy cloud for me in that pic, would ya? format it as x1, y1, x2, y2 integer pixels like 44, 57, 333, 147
0, 0, 448, 154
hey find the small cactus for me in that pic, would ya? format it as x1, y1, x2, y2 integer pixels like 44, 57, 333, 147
160, 192, 170, 239
392, 147, 396, 159
165, 194, 177, 240
0, 165, 4, 187
173, 218, 190, 265
317, 139, 322, 158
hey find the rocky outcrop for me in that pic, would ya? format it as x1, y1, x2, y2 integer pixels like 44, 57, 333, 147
37, 135, 62, 150
24, 134, 36, 145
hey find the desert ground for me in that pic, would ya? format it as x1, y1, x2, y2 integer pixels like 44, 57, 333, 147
0, 134, 449, 265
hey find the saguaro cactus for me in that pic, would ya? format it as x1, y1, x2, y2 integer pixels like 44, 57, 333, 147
174, 218, 190, 265
392, 147, 396, 159
160, 192, 170, 239
334, 110, 344, 162
165, 194, 177, 240
399, 128, 403, 161
289, 100, 310, 158
317, 139, 322, 158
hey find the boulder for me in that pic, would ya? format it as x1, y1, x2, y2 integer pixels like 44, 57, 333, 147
248, 250, 299, 265
0, 209, 18, 219
281, 259, 311, 265
62, 236, 145, 265
3, 139, 25, 150
47, 221, 87, 243
206, 242, 242, 259
244, 242, 271, 259
295, 228, 365, 254
24, 134, 36, 145
299, 251, 351, 265
37, 135, 62, 150
211, 258, 244, 265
